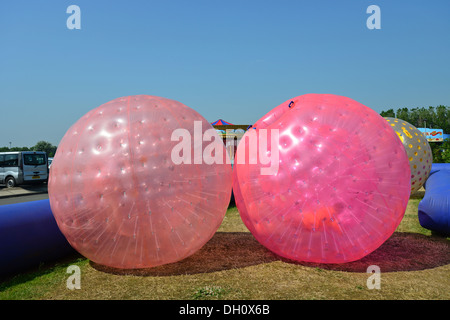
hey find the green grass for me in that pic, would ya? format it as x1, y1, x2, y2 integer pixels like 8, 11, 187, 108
1, 196, 449, 300
192, 285, 228, 300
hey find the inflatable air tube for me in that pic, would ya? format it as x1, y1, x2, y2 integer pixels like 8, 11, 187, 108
0, 199, 76, 277
418, 164, 450, 236
428, 163, 450, 175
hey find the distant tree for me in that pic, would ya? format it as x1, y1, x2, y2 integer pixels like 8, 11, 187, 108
435, 105, 450, 133
395, 107, 411, 123
431, 138, 450, 163
380, 109, 395, 118
408, 106, 436, 128
379, 105, 450, 132
11, 146, 31, 152
0, 146, 30, 152
32, 141, 57, 157
409, 107, 421, 127
442, 139, 450, 163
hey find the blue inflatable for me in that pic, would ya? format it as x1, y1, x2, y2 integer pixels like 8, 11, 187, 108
418, 164, 450, 236
428, 163, 450, 175
0, 199, 76, 278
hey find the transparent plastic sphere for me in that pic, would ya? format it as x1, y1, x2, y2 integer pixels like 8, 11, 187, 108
233, 94, 411, 263
49, 95, 232, 269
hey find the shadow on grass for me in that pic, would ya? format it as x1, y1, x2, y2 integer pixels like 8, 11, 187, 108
90, 232, 279, 276
91, 231, 449, 276
0, 252, 83, 291
410, 190, 426, 199
297, 232, 450, 273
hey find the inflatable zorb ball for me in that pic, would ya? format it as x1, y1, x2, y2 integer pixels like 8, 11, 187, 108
233, 94, 411, 263
384, 117, 433, 194
49, 95, 232, 269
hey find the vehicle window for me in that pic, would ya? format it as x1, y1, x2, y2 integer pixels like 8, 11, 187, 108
24, 154, 46, 166
4, 154, 19, 166
0, 155, 4, 166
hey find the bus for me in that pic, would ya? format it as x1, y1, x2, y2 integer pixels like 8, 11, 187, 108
0, 151, 49, 188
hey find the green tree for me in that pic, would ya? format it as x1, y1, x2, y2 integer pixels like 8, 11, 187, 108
442, 139, 450, 163
395, 107, 411, 123
435, 105, 450, 133
11, 146, 31, 152
431, 138, 450, 163
379, 105, 450, 131
0, 146, 30, 152
32, 141, 57, 157
380, 109, 395, 118
409, 106, 436, 128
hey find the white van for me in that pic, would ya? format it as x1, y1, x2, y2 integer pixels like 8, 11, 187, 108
0, 151, 49, 188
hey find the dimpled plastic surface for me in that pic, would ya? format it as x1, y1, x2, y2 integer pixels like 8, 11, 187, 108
384, 117, 433, 194
49, 95, 232, 269
233, 94, 411, 263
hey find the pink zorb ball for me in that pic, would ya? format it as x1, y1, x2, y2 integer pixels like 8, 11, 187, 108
49, 95, 232, 269
233, 94, 411, 263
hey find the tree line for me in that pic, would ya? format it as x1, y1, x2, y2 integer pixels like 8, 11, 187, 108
0, 141, 57, 157
379, 105, 450, 163
379, 105, 450, 133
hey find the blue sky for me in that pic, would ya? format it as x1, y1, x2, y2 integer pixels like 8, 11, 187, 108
1, 0, 449, 147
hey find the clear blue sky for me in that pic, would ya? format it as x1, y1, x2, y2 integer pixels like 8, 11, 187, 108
1, 0, 449, 147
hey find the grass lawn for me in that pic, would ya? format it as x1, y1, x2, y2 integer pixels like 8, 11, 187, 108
0, 191, 449, 300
